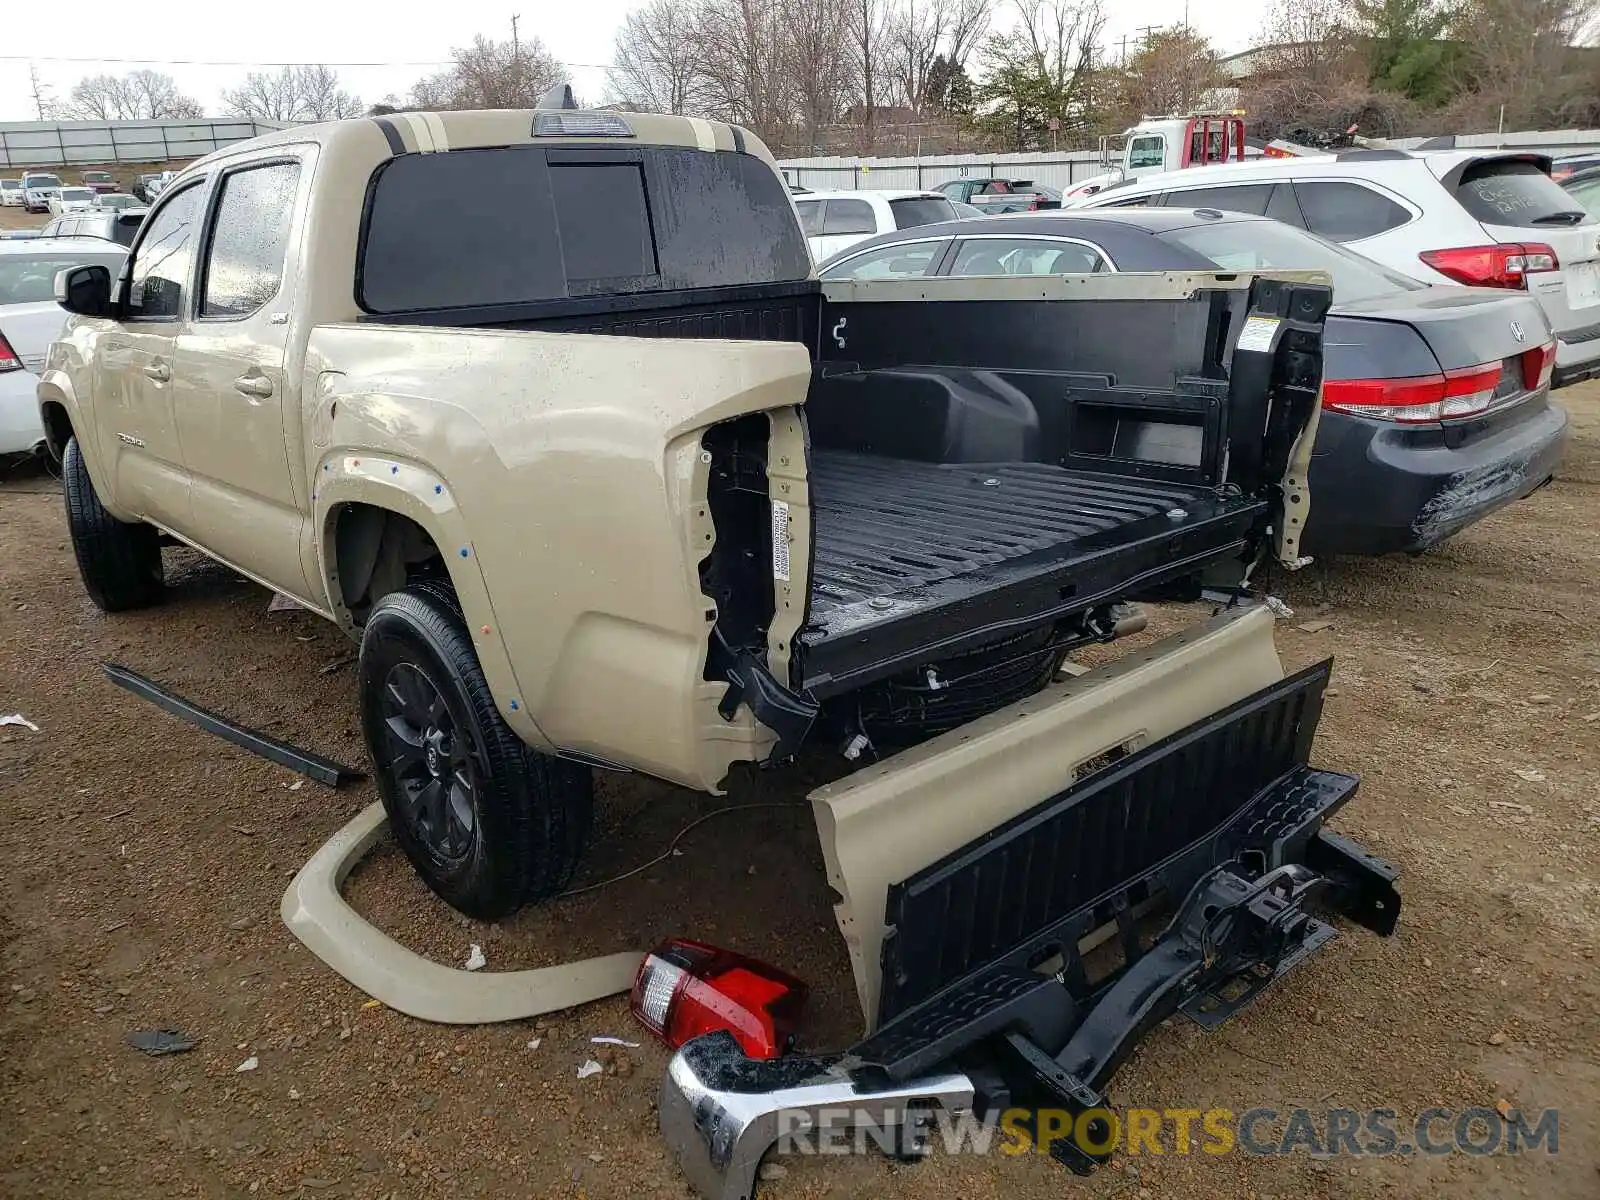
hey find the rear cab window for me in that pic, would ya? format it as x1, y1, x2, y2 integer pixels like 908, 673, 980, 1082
889, 196, 957, 229
359, 145, 812, 314
1450, 158, 1595, 229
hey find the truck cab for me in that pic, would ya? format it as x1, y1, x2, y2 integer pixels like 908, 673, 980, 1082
1065, 111, 1248, 202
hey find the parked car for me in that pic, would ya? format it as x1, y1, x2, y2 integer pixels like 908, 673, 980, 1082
47, 187, 98, 216
132, 172, 170, 203
1550, 152, 1600, 182
21, 172, 65, 214
933, 176, 1064, 213
92, 193, 143, 212
1074, 148, 1600, 388
0, 238, 127, 455
820, 206, 1568, 557
39, 209, 147, 247
79, 170, 120, 195
793, 188, 959, 260
0, 179, 23, 208
1559, 164, 1600, 216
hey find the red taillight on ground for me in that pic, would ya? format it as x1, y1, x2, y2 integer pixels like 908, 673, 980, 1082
1323, 363, 1502, 423
0, 330, 21, 374
631, 939, 808, 1060
1418, 243, 1559, 289
1521, 341, 1557, 390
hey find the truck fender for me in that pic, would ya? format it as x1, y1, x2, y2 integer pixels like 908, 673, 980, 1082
312, 454, 555, 751
36, 367, 138, 523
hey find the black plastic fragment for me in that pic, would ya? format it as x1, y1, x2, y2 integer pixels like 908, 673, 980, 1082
127, 1029, 197, 1056
101, 662, 366, 789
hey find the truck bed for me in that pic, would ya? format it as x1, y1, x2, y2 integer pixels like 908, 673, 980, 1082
796, 452, 1266, 696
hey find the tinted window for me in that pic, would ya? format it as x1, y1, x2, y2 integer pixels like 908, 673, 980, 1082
1564, 174, 1600, 215
889, 197, 957, 229
359, 147, 810, 314
1293, 181, 1412, 241
549, 163, 657, 283
796, 199, 823, 236
110, 215, 142, 248
1128, 137, 1165, 169
1103, 193, 1153, 208
1156, 218, 1423, 304
201, 162, 300, 318
1264, 183, 1305, 226
821, 240, 945, 279
1451, 159, 1594, 229
0, 252, 125, 304
127, 184, 203, 319
1161, 184, 1272, 215
951, 237, 1105, 276
823, 199, 876, 236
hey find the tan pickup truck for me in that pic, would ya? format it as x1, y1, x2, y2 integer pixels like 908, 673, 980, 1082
40, 104, 1398, 1184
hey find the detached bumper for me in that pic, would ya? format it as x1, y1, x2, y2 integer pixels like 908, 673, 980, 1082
1303, 402, 1569, 556
661, 648, 1400, 1197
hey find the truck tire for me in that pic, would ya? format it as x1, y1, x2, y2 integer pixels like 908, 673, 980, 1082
358, 580, 593, 920
61, 435, 164, 612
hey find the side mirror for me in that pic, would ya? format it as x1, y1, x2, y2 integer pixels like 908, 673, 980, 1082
56, 264, 112, 318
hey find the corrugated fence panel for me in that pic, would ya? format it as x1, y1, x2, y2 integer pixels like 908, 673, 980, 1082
0, 119, 291, 168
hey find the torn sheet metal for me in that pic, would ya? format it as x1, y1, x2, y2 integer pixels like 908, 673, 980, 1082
281, 802, 642, 1024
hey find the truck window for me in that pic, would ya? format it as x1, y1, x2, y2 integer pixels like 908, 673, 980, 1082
1292, 181, 1412, 241
796, 199, 823, 236
822, 199, 876, 236
1127, 137, 1165, 170
201, 162, 300, 318
358, 146, 810, 314
549, 162, 657, 284
127, 183, 204, 320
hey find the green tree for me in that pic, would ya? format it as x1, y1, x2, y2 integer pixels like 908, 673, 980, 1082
975, 0, 1105, 150
1352, 0, 1460, 105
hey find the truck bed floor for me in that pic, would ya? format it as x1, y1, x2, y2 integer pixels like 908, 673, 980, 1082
797, 452, 1266, 696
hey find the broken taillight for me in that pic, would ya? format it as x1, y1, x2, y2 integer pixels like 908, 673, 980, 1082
630, 939, 807, 1060
1521, 341, 1557, 391
0, 329, 20, 374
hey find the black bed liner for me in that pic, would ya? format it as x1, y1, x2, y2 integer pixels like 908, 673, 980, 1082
796, 452, 1265, 696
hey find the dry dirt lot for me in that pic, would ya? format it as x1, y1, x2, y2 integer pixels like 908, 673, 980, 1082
2, 388, 1598, 1200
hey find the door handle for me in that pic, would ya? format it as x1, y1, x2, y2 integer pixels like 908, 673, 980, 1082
142, 361, 170, 382
234, 374, 275, 399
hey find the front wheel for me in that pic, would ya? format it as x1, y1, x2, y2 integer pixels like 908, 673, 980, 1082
358, 581, 592, 920
61, 436, 163, 612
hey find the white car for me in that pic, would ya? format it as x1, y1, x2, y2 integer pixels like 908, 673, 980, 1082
93, 193, 143, 211
793, 189, 960, 261
0, 238, 128, 455
0, 180, 23, 208
1076, 148, 1600, 387
21, 173, 65, 215
47, 187, 98, 216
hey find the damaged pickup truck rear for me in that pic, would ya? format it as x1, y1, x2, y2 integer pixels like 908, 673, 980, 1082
37, 102, 1400, 1195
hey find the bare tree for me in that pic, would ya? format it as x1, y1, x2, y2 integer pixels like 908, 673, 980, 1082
69, 70, 204, 120
785, 0, 857, 150
885, 0, 993, 113
409, 33, 564, 110
848, 0, 894, 145
609, 0, 709, 113
223, 65, 362, 122
1114, 28, 1221, 120
695, 0, 798, 149
1251, 0, 1362, 87
1447, 0, 1600, 127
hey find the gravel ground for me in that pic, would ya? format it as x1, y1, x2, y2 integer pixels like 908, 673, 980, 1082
2, 387, 1598, 1200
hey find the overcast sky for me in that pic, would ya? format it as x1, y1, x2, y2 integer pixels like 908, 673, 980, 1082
0, 0, 1273, 125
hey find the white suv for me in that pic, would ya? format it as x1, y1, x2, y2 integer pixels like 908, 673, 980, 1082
793, 190, 961, 262
1076, 149, 1600, 387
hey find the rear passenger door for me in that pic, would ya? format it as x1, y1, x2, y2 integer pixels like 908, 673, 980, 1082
173, 154, 312, 598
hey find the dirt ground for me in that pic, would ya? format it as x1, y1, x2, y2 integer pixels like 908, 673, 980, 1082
2, 387, 1598, 1200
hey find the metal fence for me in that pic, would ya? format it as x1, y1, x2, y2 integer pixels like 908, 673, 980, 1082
0, 119, 289, 169
777, 127, 1600, 192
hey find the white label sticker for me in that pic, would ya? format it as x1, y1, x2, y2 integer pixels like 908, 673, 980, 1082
771, 500, 791, 582
1236, 315, 1281, 354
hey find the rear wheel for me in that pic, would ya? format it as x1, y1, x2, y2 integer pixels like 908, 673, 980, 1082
61, 435, 163, 612
358, 580, 592, 919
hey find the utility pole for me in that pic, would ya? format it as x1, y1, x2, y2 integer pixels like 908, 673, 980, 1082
511, 12, 521, 58
1118, 34, 1130, 66
1136, 24, 1160, 49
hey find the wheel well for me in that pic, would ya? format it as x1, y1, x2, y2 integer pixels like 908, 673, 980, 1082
330, 504, 446, 625
40, 402, 73, 463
